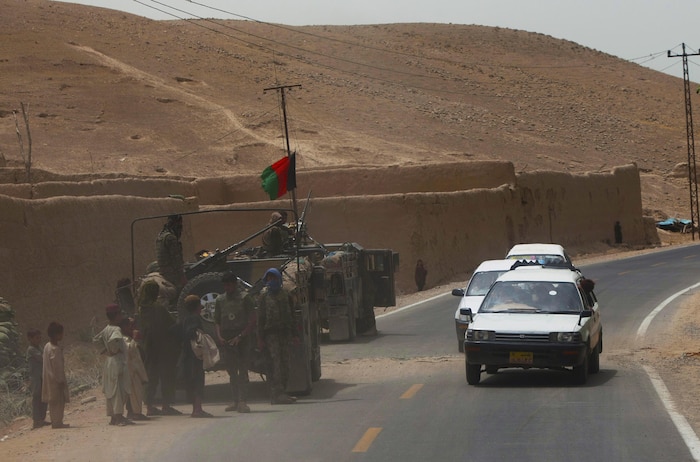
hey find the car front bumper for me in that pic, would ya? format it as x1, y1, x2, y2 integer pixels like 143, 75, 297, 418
464, 340, 587, 368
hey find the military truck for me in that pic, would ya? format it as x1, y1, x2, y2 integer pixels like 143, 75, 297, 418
319, 243, 397, 340
120, 206, 398, 395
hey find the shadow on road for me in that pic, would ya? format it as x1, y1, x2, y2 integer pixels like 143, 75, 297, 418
471, 368, 617, 388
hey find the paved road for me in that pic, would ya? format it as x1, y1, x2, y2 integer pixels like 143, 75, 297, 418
163, 244, 700, 461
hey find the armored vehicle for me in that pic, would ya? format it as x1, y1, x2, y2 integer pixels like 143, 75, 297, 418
120, 206, 398, 395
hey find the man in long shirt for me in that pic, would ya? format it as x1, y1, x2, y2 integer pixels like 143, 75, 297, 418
257, 268, 296, 405
138, 280, 181, 416
214, 271, 256, 413
42, 321, 70, 429
93, 304, 132, 426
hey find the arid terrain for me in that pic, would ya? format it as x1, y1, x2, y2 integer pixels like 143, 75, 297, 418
0, 0, 696, 221
1, 0, 699, 458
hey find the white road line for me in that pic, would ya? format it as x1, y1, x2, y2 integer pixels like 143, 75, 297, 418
638, 282, 700, 461
642, 365, 700, 460
636, 281, 700, 340
376, 292, 450, 319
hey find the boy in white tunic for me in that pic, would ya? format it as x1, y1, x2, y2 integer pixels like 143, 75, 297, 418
93, 304, 132, 426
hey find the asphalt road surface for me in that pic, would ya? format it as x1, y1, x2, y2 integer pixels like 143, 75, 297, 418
161, 245, 700, 461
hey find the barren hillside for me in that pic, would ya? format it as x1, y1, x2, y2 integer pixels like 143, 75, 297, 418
0, 0, 694, 219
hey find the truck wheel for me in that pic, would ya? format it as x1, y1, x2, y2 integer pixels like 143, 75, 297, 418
348, 309, 357, 340
311, 354, 322, 382
466, 363, 482, 385
177, 272, 224, 324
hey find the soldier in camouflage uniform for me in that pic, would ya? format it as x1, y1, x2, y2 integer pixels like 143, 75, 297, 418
214, 271, 256, 413
156, 215, 185, 294
257, 268, 296, 405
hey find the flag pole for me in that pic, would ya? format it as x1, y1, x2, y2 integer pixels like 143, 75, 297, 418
264, 84, 301, 223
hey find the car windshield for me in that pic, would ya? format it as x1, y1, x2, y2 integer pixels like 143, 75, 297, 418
479, 280, 583, 313
465, 271, 508, 296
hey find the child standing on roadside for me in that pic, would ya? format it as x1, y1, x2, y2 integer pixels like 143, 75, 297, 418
42, 321, 70, 429
120, 317, 149, 421
26, 328, 49, 429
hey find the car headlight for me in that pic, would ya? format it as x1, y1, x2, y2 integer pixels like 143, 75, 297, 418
552, 332, 582, 343
467, 329, 493, 341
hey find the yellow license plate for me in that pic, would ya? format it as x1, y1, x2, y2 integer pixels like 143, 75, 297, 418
510, 351, 533, 364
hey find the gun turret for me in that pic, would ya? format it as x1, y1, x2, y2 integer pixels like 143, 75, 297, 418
184, 218, 283, 279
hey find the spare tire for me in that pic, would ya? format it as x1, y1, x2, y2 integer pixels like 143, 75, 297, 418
176, 272, 224, 324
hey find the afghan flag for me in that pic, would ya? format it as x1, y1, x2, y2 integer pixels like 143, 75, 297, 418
261, 153, 296, 200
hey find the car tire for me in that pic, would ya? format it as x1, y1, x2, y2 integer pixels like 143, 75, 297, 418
588, 336, 601, 374
573, 351, 589, 385
466, 363, 482, 385
485, 365, 499, 374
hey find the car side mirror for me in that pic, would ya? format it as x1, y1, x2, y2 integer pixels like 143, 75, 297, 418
580, 309, 593, 318
452, 288, 465, 297
459, 308, 474, 323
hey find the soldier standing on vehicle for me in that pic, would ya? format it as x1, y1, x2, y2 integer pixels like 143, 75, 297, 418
214, 271, 256, 413
156, 215, 186, 294
261, 212, 289, 256
257, 268, 297, 405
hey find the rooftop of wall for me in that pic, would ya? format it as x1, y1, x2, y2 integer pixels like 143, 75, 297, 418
195, 161, 518, 205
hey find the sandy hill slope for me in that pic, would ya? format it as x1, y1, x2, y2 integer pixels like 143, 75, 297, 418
0, 0, 694, 219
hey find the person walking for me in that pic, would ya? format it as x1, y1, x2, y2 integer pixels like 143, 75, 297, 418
257, 268, 297, 405
214, 271, 256, 413
414, 259, 428, 291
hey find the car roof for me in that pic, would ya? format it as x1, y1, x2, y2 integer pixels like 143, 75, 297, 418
473, 259, 516, 272
495, 266, 581, 284
506, 243, 566, 257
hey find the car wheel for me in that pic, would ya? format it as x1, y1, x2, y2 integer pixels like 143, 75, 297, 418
573, 351, 589, 385
485, 365, 499, 374
466, 363, 482, 385
588, 338, 601, 374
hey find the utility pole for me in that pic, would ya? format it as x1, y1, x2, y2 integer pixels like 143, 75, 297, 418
668, 44, 700, 240
264, 83, 302, 220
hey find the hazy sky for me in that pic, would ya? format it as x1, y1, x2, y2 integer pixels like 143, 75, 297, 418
55, 0, 699, 80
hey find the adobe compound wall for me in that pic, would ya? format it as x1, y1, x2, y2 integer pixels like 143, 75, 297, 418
0, 162, 657, 337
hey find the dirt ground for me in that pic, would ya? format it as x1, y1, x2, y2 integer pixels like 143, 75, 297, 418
1, 237, 699, 460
